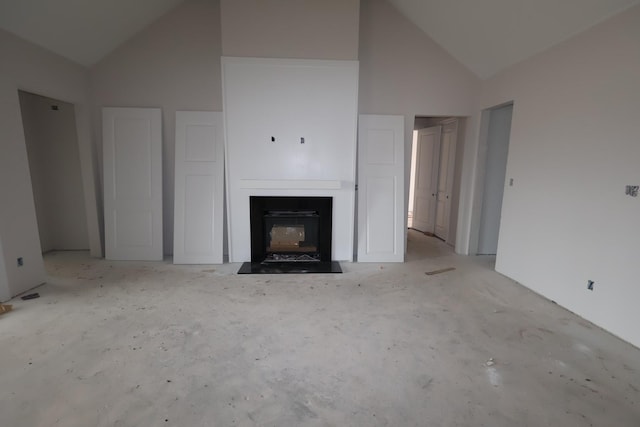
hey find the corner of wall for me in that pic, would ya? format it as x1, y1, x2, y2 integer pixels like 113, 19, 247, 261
74, 104, 103, 257
0, 237, 10, 301
454, 109, 483, 255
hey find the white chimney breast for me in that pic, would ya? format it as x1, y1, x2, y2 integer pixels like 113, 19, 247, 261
222, 57, 359, 262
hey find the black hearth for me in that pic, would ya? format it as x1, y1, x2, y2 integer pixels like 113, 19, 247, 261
238, 196, 342, 274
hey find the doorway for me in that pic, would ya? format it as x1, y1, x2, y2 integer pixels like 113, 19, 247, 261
408, 117, 464, 245
19, 91, 89, 253
476, 103, 513, 255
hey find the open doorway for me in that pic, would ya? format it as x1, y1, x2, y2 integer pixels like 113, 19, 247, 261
408, 117, 465, 246
18, 91, 90, 253
474, 103, 513, 255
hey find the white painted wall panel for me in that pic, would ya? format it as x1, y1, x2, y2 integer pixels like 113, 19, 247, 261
357, 115, 405, 262
184, 175, 214, 254
173, 111, 224, 264
103, 107, 163, 261
114, 119, 153, 200
365, 176, 397, 254
222, 57, 359, 262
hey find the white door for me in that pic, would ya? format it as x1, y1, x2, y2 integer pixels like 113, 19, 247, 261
434, 120, 458, 241
103, 108, 162, 261
173, 111, 224, 264
357, 115, 404, 262
411, 126, 440, 233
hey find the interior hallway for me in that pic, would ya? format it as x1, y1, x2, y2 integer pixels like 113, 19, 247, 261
1, 230, 639, 426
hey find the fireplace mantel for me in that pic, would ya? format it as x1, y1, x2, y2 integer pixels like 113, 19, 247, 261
239, 179, 342, 190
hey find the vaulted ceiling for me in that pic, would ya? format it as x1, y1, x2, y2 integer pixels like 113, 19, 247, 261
0, 0, 184, 66
387, 0, 639, 78
0, 0, 637, 78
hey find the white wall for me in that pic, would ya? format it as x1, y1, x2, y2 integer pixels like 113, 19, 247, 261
89, 0, 223, 255
220, 0, 360, 60
475, 5, 640, 346
358, 0, 480, 252
359, 0, 478, 116
87, 0, 480, 260
0, 29, 99, 300
19, 92, 89, 252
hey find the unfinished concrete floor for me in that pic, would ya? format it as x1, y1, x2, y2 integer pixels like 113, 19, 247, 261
1, 230, 639, 426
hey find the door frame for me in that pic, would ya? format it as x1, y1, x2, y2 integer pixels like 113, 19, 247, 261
468, 102, 514, 255
409, 117, 463, 246
17, 89, 102, 257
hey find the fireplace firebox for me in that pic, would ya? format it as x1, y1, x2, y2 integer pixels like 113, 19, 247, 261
237, 196, 342, 274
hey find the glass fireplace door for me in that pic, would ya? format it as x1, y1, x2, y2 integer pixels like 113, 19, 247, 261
264, 210, 320, 262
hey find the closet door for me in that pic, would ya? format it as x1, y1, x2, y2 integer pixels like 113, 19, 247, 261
103, 108, 162, 261
434, 120, 458, 241
173, 111, 224, 264
412, 126, 441, 234
357, 115, 405, 262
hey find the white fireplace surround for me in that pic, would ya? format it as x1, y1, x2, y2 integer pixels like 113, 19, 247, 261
222, 57, 359, 262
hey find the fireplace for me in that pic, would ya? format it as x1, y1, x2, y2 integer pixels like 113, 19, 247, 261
238, 196, 342, 274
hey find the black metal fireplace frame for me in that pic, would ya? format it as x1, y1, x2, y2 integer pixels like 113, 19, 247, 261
237, 196, 342, 274
249, 196, 332, 262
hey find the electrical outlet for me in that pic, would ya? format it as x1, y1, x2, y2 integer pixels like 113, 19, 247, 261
17, 257, 23, 267
625, 185, 639, 197
587, 280, 594, 291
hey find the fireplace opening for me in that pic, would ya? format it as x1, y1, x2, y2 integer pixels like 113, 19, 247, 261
238, 196, 342, 274
264, 210, 320, 262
